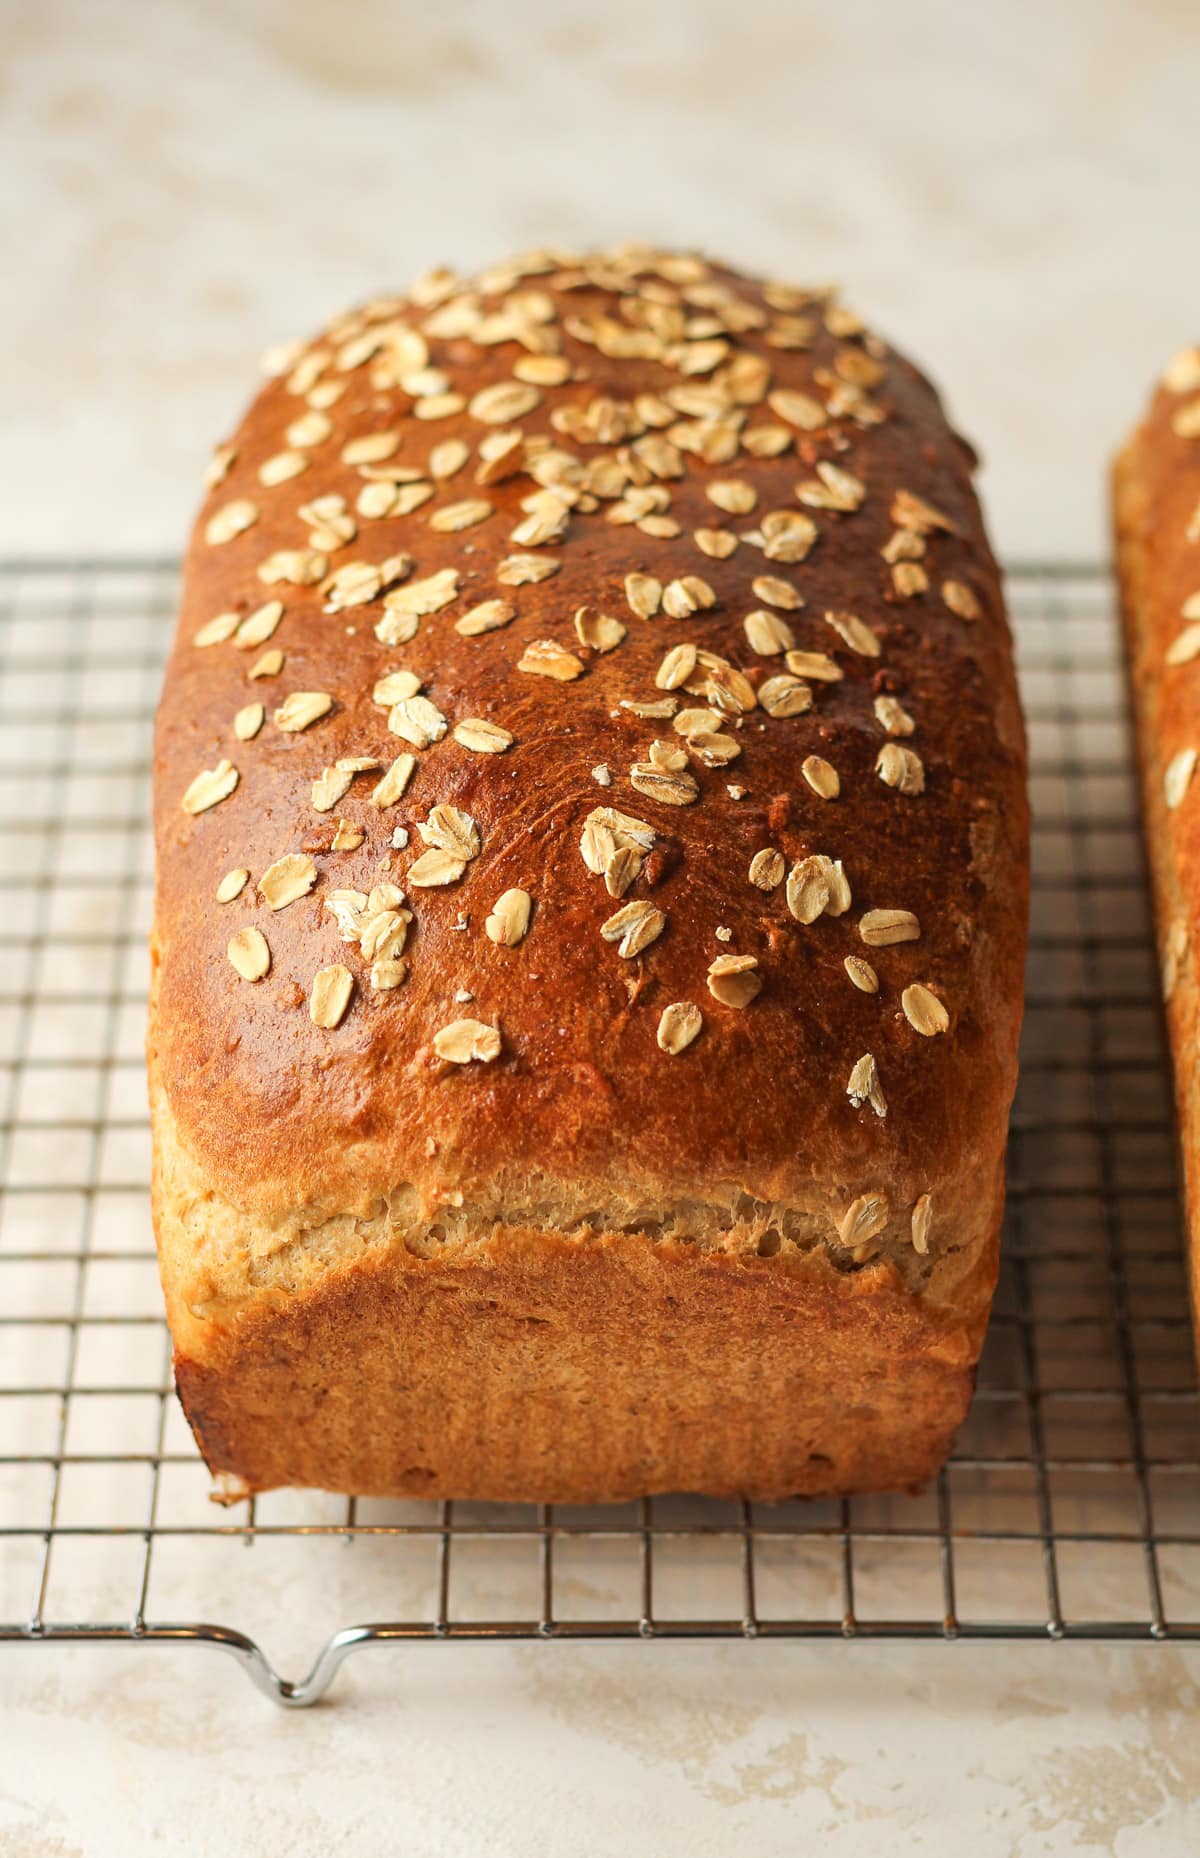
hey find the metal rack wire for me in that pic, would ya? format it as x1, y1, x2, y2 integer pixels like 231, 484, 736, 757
0, 558, 1197, 1707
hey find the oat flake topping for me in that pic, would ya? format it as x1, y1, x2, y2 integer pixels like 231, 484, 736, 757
434, 1019, 502, 1064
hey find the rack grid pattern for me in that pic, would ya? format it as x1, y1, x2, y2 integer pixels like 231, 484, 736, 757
1, 559, 1198, 1706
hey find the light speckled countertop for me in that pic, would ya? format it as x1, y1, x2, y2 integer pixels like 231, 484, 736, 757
3, 2, 1200, 1850
4, 0, 1200, 561
3, 1640, 1200, 1855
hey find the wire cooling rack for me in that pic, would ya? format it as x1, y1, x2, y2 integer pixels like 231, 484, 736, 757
0, 558, 1198, 1708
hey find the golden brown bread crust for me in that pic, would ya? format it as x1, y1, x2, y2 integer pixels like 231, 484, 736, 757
151, 1069, 1004, 1500
167, 1202, 997, 1504
149, 244, 1029, 1500
1114, 347, 1200, 1332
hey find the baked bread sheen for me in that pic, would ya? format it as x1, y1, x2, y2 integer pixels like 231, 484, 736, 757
1115, 344, 1200, 1338
150, 244, 1029, 1501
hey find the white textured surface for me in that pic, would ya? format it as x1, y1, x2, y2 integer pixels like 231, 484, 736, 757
2, 1641, 1200, 1856
2, 0, 1199, 558
3, 3, 1200, 1849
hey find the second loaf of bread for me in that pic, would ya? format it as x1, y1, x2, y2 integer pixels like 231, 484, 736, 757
1114, 344, 1200, 1344
150, 244, 1029, 1501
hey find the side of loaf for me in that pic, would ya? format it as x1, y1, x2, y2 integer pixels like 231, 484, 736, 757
1114, 345, 1200, 1340
150, 243, 1029, 1502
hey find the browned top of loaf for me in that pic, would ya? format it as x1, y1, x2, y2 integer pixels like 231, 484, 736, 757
152, 244, 1028, 1254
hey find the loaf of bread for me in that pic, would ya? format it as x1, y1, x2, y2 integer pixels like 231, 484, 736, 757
1115, 347, 1200, 1339
149, 244, 1029, 1502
